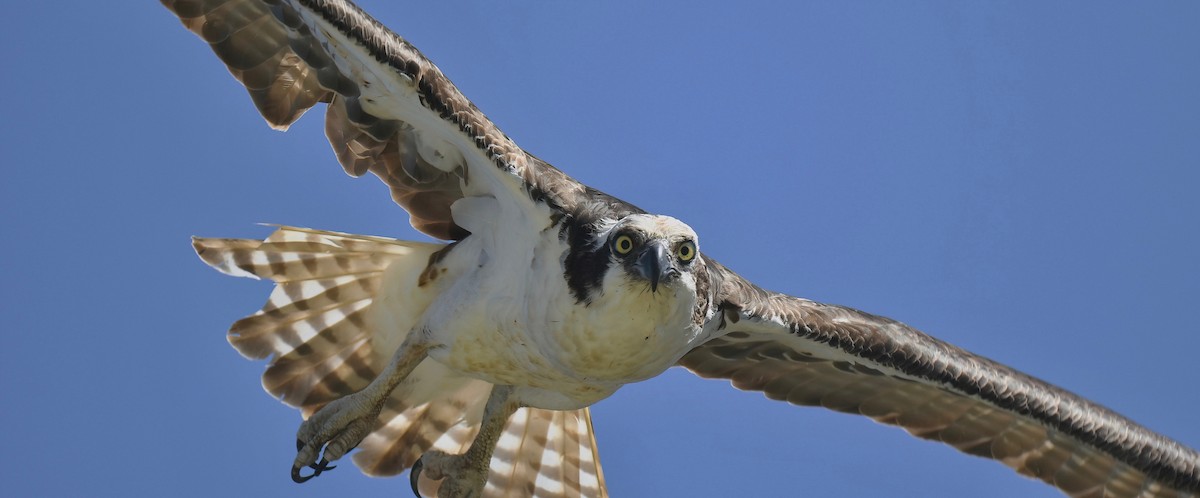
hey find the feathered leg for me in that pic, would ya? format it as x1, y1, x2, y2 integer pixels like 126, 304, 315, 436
411, 385, 520, 498
293, 332, 431, 482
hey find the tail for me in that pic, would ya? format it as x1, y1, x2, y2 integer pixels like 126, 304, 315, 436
194, 226, 607, 497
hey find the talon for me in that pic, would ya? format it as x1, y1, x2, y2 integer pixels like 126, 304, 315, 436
311, 459, 336, 473
292, 464, 316, 484
292, 458, 336, 483
410, 457, 424, 497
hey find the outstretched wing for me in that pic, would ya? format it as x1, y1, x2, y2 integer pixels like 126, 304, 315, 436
162, 0, 613, 240
682, 262, 1200, 497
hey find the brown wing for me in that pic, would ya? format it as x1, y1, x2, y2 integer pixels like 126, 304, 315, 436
162, 0, 603, 240
681, 262, 1200, 497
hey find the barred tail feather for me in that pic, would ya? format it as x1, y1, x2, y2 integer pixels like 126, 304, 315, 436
485, 407, 608, 498
354, 370, 492, 477
192, 226, 442, 412
194, 226, 608, 496
356, 369, 610, 498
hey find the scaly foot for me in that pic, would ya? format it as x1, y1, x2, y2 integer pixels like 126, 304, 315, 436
292, 388, 384, 482
409, 385, 519, 497
410, 449, 491, 498
291, 334, 430, 483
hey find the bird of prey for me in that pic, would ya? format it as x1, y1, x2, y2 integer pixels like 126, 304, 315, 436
163, 1, 1200, 496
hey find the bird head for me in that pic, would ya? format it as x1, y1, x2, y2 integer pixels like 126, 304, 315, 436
599, 214, 700, 294
564, 213, 703, 303
585, 214, 700, 296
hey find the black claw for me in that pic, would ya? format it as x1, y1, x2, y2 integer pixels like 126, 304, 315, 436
311, 459, 336, 473
292, 464, 316, 483
292, 459, 336, 483
409, 457, 424, 497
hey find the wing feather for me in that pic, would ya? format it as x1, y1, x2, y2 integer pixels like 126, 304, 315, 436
163, 0, 618, 240
683, 263, 1200, 497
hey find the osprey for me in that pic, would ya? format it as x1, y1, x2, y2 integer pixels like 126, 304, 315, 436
164, 0, 1200, 496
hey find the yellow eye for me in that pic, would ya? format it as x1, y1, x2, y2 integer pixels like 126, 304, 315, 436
677, 241, 696, 261
613, 235, 635, 255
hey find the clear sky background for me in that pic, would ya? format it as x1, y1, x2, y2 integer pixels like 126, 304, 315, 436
2, 1, 1198, 497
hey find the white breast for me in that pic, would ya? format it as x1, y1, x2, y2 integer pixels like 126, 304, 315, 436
416, 198, 703, 410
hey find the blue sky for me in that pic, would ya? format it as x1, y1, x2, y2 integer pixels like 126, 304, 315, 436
2, 1, 1198, 497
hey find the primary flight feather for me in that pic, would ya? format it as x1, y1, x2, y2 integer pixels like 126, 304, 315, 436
164, 0, 1200, 496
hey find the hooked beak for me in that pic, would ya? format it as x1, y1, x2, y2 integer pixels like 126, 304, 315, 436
635, 241, 678, 293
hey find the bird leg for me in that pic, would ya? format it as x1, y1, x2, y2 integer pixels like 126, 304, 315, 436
410, 384, 519, 498
292, 332, 430, 483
